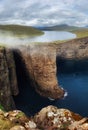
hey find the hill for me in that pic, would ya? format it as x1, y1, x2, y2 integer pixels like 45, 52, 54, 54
37, 24, 88, 38
37, 24, 81, 31
0, 24, 44, 36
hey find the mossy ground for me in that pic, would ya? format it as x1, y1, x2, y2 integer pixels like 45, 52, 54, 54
50, 28, 88, 44
0, 105, 5, 111
71, 28, 88, 38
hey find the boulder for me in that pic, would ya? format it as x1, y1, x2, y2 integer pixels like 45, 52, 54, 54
33, 105, 88, 130
0, 106, 88, 130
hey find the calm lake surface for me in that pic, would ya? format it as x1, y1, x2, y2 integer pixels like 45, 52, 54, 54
27, 31, 76, 42
0, 30, 76, 45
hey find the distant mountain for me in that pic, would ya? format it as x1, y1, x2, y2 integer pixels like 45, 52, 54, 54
0, 24, 44, 36
85, 25, 88, 28
37, 24, 83, 31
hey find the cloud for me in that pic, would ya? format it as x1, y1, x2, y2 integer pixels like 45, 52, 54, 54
0, 0, 88, 26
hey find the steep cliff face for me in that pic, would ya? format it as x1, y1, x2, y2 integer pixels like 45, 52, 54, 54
0, 46, 18, 110
13, 44, 64, 99
55, 37, 88, 59
0, 37, 88, 110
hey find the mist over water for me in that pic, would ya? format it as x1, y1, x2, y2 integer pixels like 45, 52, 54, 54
0, 30, 30, 46
0, 30, 76, 47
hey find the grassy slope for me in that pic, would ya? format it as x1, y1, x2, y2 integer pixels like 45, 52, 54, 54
42, 25, 88, 44
39, 24, 80, 31
71, 28, 88, 38
0, 24, 44, 36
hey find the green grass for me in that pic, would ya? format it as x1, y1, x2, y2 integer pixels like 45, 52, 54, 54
0, 24, 44, 37
30, 28, 88, 45
41, 24, 80, 31
0, 104, 5, 111
49, 27, 88, 44
71, 28, 88, 38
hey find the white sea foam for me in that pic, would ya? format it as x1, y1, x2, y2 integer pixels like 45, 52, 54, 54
64, 91, 68, 97
62, 91, 68, 100
48, 97, 55, 101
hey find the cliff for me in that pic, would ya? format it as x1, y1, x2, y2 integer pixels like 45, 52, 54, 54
13, 44, 64, 99
55, 37, 88, 59
0, 37, 88, 110
0, 46, 18, 110
0, 37, 88, 129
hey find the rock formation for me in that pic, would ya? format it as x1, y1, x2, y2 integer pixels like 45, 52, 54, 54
13, 44, 64, 99
0, 105, 88, 130
0, 46, 18, 110
0, 37, 88, 110
55, 37, 88, 59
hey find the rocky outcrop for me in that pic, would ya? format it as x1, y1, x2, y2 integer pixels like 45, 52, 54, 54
0, 105, 88, 130
33, 105, 87, 130
55, 37, 88, 59
14, 44, 64, 99
0, 46, 18, 111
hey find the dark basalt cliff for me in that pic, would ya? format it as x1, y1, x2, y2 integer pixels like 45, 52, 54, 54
0, 47, 18, 110
0, 44, 64, 110
55, 37, 88, 59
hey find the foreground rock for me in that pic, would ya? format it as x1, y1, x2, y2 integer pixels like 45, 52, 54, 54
0, 106, 88, 130
0, 46, 18, 110
13, 45, 64, 99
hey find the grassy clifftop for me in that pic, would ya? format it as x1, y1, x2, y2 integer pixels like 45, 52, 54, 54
71, 28, 88, 38
0, 24, 44, 36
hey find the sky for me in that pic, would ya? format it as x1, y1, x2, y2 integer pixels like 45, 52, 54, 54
0, 0, 88, 27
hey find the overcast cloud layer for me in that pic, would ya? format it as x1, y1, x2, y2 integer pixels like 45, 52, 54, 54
0, 0, 88, 27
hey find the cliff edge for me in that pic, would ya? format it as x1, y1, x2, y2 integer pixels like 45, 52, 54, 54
0, 46, 18, 110
13, 44, 64, 99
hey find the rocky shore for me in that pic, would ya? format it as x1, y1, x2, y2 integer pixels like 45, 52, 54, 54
0, 105, 88, 130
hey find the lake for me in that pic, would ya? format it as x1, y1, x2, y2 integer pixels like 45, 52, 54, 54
26, 31, 76, 42
0, 30, 76, 45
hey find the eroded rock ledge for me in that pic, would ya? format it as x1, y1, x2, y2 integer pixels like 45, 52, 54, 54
55, 37, 88, 59
0, 105, 88, 130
